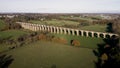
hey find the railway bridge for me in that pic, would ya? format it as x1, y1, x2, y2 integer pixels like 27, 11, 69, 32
16, 22, 119, 38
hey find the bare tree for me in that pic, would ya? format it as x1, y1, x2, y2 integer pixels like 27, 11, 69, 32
112, 19, 120, 35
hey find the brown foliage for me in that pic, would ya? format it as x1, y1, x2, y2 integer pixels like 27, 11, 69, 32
101, 53, 108, 61
104, 44, 110, 48
38, 34, 47, 40
58, 38, 67, 44
71, 40, 80, 47
52, 37, 67, 44
112, 19, 120, 35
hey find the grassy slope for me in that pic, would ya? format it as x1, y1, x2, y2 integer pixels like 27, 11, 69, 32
0, 30, 30, 52
29, 20, 104, 49
0, 30, 29, 40
80, 24, 106, 32
60, 16, 102, 22
0, 44, 9, 53
0, 19, 29, 40
0, 19, 5, 30
60, 16, 93, 21
0, 19, 32, 52
29, 20, 79, 27
29, 20, 106, 32
6, 41, 96, 68
51, 33, 104, 49
0, 19, 103, 68
45, 20, 79, 26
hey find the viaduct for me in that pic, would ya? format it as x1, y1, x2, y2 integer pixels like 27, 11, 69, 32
16, 22, 119, 38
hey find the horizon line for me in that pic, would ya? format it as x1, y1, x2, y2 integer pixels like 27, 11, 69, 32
0, 12, 120, 14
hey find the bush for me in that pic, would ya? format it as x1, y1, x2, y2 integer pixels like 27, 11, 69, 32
101, 53, 108, 61
52, 37, 67, 44
71, 40, 80, 47
80, 22, 90, 26
38, 34, 47, 40
58, 37, 67, 44
51, 37, 58, 42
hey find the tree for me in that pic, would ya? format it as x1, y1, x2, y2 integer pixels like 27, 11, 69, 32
93, 36, 120, 68
112, 19, 120, 35
0, 54, 14, 68
106, 23, 113, 33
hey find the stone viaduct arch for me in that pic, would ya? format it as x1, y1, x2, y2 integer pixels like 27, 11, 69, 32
16, 22, 119, 38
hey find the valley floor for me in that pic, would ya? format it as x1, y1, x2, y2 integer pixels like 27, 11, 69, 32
5, 41, 97, 68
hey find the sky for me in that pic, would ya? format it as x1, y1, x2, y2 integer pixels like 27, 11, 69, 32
0, 0, 120, 13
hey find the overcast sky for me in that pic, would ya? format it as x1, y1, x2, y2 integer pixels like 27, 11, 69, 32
0, 0, 120, 13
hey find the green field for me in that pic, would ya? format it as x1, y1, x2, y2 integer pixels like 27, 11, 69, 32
0, 19, 5, 30
29, 20, 79, 27
60, 16, 102, 21
0, 19, 105, 68
79, 24, 106, 32
29, 20, 106, 32
60, 16, 93, 21
51, 33, 104, 49
0, 44, 9, 53
0, 20, 30, 40
0, 29, 30, 40
0, 29, 31, 52
5, 41, 97, 68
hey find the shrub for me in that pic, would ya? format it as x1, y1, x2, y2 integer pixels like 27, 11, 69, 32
51, 37, 58, 42
80, 22, 90, 26
71, 39, 80, 47
101, 53, 108, 65
52, 37, 67, 44
46, 35, 54, 41
58, 37, 67, 44
104, 44, 110, 48
101, 53, 108, 61
38, 34, 47, 40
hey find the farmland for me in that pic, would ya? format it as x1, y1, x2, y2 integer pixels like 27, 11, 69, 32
6, 41, 97, 68
0, 13, 117, 68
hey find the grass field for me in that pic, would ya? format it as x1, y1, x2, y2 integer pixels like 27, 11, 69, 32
0, 29, 30, 40
0, 19, 5, 30
0, 29, 31, 52
60, 16, 93, 21
29, 20, 106, 32
60, 16, 102, 22
51, 33, 104, 49
0, 44, 9, 53
0, 19, 32, 40
29, 20, 79, 27
0, 19, 104, 68
79, 24, 106, 32
5, 41, 97, 68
